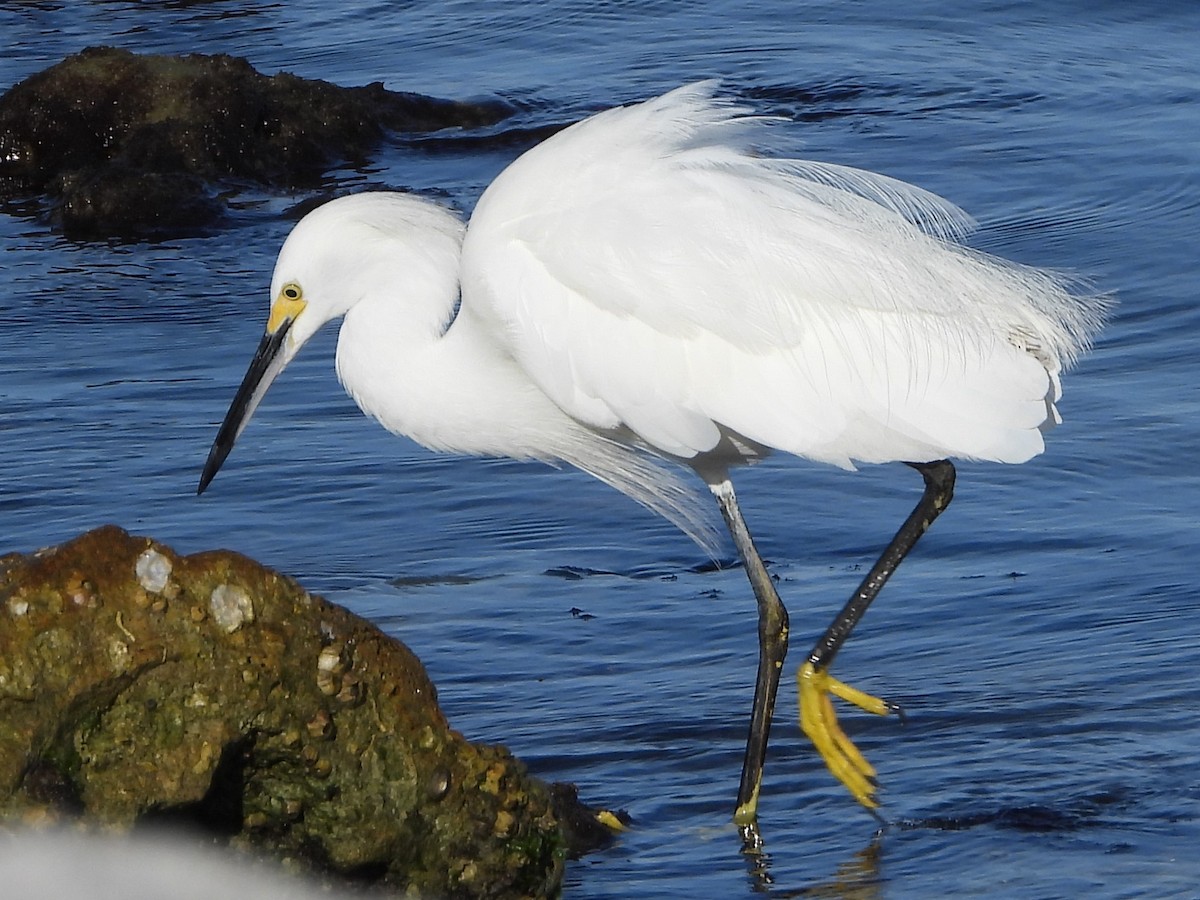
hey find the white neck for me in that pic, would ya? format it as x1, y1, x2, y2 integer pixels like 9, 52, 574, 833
334, 288, 582, 461
332, 283, 716, 548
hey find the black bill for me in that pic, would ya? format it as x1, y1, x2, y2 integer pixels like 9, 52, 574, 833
197, 320, 293, 494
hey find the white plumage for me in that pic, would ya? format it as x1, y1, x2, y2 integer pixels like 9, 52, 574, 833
285, 83, 1099, 532
200, 81, 1107, 823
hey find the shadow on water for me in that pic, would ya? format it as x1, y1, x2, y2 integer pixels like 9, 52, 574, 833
895, 787, 1130, 833
741, 80, 1044, 123
388, 571, 495, 588
543, 556, 741, 581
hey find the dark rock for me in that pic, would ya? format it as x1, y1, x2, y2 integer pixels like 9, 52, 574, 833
550, 782, 631, 857
0, 47, 511, 238
0, 525, 568, 897
56, 166, 226, 238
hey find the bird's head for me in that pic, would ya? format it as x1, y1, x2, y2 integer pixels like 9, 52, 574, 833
197, 192, 465, 495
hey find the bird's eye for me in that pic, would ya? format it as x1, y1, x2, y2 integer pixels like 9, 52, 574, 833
282, 283, 303, 301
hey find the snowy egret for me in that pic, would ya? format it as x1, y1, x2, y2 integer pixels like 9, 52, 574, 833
198, 82, 1106, 828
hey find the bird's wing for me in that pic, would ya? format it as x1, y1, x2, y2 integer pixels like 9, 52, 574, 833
461, 82, 1103, 468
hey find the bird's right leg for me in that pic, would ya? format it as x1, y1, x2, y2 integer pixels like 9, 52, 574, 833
799, 459, 956, 810
710, 479, 790, 839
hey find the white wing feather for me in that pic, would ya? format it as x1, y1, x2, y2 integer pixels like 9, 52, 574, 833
461, 81, 1105, 471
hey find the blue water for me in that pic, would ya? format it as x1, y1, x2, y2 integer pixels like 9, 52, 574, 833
3, 2, 1199, 897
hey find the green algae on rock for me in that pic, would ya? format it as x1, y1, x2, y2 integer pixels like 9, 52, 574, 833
0, 525, 564, 898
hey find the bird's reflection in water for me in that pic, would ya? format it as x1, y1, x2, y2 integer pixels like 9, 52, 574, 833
741, 828, 883, 899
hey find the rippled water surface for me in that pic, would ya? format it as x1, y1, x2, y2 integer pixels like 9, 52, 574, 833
2, 2, 1199, 897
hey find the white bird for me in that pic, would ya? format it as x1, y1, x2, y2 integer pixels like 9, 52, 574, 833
198, 81, 1106, 833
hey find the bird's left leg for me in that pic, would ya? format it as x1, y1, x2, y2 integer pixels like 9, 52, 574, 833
800, 459, 956, 810
710, 479, 790, 837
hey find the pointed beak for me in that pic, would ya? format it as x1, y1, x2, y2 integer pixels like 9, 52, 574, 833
197, 293, 305, 494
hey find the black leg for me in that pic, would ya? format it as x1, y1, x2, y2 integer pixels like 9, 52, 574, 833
808, 460, 956, 670
799, 459, 956, 810
710, 479, 790, 838
710, 461, 956, 826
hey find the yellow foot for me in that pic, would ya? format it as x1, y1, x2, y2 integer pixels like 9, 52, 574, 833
595, 809, 628, 833
797, 661, 895, 809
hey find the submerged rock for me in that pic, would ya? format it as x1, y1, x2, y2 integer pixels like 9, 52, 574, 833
0, 526, 569, 897
0, 47, 511, 237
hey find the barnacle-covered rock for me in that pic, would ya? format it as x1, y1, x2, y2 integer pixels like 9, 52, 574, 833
0, 525, 571, 897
